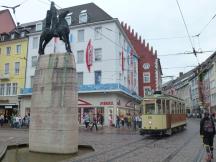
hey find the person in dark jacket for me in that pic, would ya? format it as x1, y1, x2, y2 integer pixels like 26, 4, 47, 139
200, 111, 215, 159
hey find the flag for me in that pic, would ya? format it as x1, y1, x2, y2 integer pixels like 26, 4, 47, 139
86, 39, 93, 72
122, 48, 124, 72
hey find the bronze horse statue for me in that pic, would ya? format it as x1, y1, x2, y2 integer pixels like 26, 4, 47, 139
38, 10, 72, 55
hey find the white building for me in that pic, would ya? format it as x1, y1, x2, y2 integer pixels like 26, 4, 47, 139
19, 3, 140, 125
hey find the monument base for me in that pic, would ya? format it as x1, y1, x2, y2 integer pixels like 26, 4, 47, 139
29, 53, 78, 154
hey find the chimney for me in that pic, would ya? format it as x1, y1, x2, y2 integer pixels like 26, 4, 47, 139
135, 32, 138, 39
179, 72, 183, 77
125, 23, 127, 29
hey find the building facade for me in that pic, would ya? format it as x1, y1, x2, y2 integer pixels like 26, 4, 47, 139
121, 22, 162, 97
19, 3, 140, 125
0, 28, 29, 116
0, 9, 16, 34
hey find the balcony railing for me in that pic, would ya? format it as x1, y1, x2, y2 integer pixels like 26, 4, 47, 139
0, 73, 10, 80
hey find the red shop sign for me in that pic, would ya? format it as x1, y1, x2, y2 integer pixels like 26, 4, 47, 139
100, 101, 114, 105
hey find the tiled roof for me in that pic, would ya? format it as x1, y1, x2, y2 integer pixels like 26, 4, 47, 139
20, 3, 113, 33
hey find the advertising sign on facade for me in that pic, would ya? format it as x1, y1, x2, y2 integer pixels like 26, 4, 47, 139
86, 39, 93, 72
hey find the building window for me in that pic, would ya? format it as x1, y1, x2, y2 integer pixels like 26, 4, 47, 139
12, 83, 17, 95
65, 16, 71, 25
32, 56, 38, 67
119, 32, 122, 45
94, 27, 102, 40
11, 34, 15, 39
1, 35, 4, 41
6, 83, 11, 95
6, 47, 11, 56
77, 50, 84, 63
0, 84, 4, 96
95, 71, 101, 84
144, 86, 151, 95
4, 63, 9, 74
94, 48, 102, 62
21, 32, 25, 37
16, 45, 21, 54
79, 10, 88, 23
143, 72, 150, 83
15, 62, 20, 75
31, 76, 34, 88
32, 37, 39, 49
77, 72, 83, 85
77, 30, 84, 42
36, 22, 42, 31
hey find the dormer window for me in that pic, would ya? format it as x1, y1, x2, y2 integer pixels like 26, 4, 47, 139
21, 32, 25, 37
1, 35, 5, 41
65, 16, 71, 25
79, 10, 88, 24
11, 34, 15, 39
36, 22, 42, 31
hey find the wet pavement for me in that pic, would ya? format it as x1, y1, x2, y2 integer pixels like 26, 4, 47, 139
0, 119, 215, 162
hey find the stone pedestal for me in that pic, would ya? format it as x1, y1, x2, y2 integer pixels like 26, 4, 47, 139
29, 53, 78, 154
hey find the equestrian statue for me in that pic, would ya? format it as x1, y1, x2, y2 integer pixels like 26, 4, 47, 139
38, 2, 72, 55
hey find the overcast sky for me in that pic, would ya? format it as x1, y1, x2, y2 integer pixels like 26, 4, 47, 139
1, 0, 216, 83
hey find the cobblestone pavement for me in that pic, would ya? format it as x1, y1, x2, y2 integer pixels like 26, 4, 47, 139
0, 119, 215, 162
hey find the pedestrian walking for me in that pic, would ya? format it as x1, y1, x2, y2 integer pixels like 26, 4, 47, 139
90, 115, 98, 131
115, 115, 120, 128
0, 114, 4, 127
200, 111, 215, 160
84, 113, 90, 128
127, 114, 132, 128
99, 113, 104, 128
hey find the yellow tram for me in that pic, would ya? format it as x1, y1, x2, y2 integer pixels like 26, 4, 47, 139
140, 93, 187, 135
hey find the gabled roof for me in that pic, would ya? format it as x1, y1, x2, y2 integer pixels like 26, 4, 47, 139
20, 3, 113, 33
60, 3, 113, 25
0, 9, 16, 33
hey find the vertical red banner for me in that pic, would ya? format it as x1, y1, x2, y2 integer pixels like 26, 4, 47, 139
122, 48, 124, 72
86, 39, 93, 72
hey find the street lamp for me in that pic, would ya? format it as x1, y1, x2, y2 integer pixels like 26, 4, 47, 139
18, 96, 21, 115
132, 92, 136, 115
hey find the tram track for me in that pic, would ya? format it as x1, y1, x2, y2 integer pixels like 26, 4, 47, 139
161, 130, 200, 162
72, 135, 158, 162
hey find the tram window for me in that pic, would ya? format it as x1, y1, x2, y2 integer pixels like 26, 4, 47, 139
174, 102, 177, 114
162, 100, 165, 114
171, 102, 175, 114
157, 99, 163, 114
145, 103, 155, 114
166, 100, 170, 114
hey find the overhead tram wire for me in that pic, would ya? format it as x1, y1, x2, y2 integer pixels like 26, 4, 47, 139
38, 0, 214, 61
195, 13, 216, 37
176, 0, 199, 64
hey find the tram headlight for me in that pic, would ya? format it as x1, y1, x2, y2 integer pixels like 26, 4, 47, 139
148, 121, 152, 125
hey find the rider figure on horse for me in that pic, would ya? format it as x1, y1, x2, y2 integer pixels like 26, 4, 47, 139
49, 2, 58, 36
